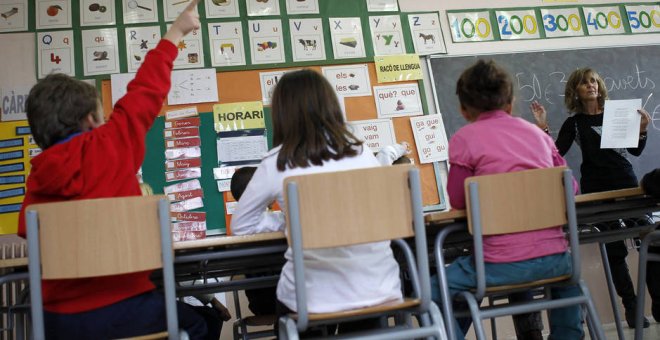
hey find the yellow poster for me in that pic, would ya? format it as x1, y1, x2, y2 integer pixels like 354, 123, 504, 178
213, 101, 266, 132
374, 54, 423, 83
0, 120, 32, 235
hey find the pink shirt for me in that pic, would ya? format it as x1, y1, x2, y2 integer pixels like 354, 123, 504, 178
447, 110, 575, 263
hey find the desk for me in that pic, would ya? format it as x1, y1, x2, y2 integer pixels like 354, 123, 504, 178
424, 187, 660, 340
172, 188, 658, 339
173, 232, 286, 297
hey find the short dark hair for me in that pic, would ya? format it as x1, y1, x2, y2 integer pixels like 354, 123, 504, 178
26, 73, 99, 149
230, 166, 257, 200
456, 59, 513, 117
270, 69, 362, 171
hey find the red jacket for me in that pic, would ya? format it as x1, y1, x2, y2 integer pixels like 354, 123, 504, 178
18, 40, 177, 313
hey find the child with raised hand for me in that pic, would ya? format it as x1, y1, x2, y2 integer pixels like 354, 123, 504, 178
231, 69, 402, 336
530, 67, 653, 328
18, 1, 222, 338
444, 59, 582, 339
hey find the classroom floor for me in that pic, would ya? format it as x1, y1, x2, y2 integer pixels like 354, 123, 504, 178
587, 321, 660, 340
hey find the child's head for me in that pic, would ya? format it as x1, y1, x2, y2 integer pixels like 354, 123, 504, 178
564, 68, 608, 114
230, 166, 257, 201
26, 74, 104, 150
455, 59, 513, 121
270, 69, 362, 171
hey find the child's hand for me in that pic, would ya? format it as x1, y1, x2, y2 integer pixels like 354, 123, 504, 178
530, 100, 548, 129
638, 108, 651, 133
164, 0, 201, 45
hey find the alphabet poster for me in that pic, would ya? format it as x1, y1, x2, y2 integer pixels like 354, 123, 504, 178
0, 0, 28, 32
408, 13, 446, 55
329, 17, 366, 59
167, 24, 204, 69
125, 26, 160, 72
285, 0, 318, 14
369, 15, 405, 56
36, 0, 72, 29
80, 0, 116, 27
164, 0, 195, 22
366, 0, 398, 12
37, 30, 76, 78
248, 19, 285, 65
246, 0, 280, 16
410, 114, 449, 164
289, 18, 326, 62
205, 0, 239, 18
123, 0, 158, 24
208, 21, 246, 67
82, 28, 120, 76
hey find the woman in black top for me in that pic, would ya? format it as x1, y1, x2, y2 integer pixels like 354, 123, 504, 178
531, 67, 653, 328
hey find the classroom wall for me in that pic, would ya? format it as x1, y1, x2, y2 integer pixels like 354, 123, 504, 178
400, 0, 659, 333
1, 1, 658, 337
399, 0, 660, 56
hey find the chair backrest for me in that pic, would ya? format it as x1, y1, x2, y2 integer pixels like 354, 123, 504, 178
465, 167, 569, 236
26, 195, 180, 340
284, 165, 431, 332
27, 195, 166, 279
464, 167, 581, 299
283, 164, 415, 249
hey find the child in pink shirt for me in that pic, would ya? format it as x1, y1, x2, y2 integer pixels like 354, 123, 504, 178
441, 59, 582, 340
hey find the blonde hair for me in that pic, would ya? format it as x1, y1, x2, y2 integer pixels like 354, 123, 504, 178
564, 68, 608, 114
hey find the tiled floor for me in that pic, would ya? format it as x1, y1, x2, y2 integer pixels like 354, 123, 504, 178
588, 321, 660, 340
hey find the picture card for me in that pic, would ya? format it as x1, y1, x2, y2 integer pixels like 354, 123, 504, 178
248, 19, 285, 64
329, 17, 366, 59
290, 18, 326, 62
410, 114, 449, 164
369, 15, 405, 56
82, 28, 120, 76
373, 83, 423, 118
37, 30, 76, 78
208, 21, 246, 67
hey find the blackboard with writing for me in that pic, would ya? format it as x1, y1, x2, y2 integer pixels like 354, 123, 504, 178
429, 45, 660, 183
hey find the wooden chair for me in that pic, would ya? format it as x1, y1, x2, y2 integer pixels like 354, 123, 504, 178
25, 196, 185, 340
634, 229, 660, 340
279, 165, 447, 340
434, 167, 606, 340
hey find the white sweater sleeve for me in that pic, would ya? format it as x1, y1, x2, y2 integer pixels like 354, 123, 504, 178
375, 143, 408, 166
230, 160, 283, 235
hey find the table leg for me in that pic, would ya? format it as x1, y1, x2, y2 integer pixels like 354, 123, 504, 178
599, 242, 625, 340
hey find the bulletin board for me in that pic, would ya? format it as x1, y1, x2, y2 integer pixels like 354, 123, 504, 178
100, 63, 445, 234
49, 0, 451, 235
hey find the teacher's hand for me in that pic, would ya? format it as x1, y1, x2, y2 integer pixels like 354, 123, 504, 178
638, 108, 651, 133
530, 100, 548, 129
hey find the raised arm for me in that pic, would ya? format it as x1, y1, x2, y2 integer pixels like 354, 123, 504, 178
164, 0, 201, 46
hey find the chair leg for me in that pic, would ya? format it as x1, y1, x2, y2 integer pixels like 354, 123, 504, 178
580, 281, 606, 340
428, 302, 449, 340
634, 239, 650, 340
598, 242, 625, 340
279, 317, 299, 340
462, 293, 487, 340
488, 297, 497, 340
